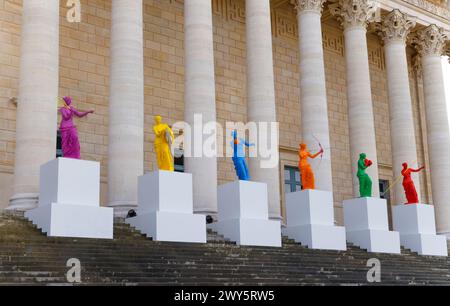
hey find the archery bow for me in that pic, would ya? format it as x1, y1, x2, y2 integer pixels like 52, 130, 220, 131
312, 133, 324, 168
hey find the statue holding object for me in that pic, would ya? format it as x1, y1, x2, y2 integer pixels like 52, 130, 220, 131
231, 130, 254, 181
58, 96, 94, 159
298, 143, 323, 190
357, 153, 373, 198
401, 163, 425, 205
153, 116, 175, 172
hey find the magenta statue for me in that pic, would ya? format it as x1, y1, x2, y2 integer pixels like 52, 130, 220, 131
59, 96, 94, 159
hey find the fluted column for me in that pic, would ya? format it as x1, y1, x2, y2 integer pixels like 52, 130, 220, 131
184, 0, 218, 216
246, 0, 281, 220
9, 0, 60, 211
329, 0, 380, 197
108, 0, 144, 217
380, 10, 420, 205
413, 25, 450, 236
291, 0, 333, 192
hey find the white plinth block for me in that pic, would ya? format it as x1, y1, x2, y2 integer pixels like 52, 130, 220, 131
137, 170, 193, 215
39, 158, 100, 207
343, 197, 400, 254
25, 158, 114, 239
126, 171, 206, 243
393, 204, 448, 256
282, 190, 346, 251
210, 181, 282, 247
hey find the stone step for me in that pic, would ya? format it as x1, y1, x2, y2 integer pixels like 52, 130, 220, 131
2, 262, 447, 279
0, 265, 448, 281
0, 232, 447, 260
0, 255, 445, 271
1, 263, 448, 282
0, 250, 446, 268
0, 244, 430, 264
2, 254, 444, 271
1, 212, 450, 285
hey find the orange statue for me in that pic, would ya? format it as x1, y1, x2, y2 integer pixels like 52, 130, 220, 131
298, 143, 324, 190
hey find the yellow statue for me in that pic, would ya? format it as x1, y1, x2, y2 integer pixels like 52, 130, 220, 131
153, 116, 175, 171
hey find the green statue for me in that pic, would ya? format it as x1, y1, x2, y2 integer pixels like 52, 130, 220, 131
357, 153, 373, 198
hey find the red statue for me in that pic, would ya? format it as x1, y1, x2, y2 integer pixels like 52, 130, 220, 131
401, 162, 425, 205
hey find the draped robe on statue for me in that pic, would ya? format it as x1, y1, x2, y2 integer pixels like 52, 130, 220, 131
59, 97, 91, 159
153, 122, 175, 171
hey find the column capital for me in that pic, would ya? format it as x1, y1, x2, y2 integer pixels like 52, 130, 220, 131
290, 0, 326, 14
412, 25, 448, 57
379, 9, 416, 44
328, 0, 378, 30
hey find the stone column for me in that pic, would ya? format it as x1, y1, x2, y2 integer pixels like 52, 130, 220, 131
107, 0, 144, 217
413, 25, 450, 236
184, 0, 218, 216
291, 0, 333, 193
329, 0, 380, 197
9, 0, 60, 211
379, 10, 420, 205
246, 0, 281, 220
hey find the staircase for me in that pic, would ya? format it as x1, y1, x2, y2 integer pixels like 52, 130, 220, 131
1, 212, 450, 286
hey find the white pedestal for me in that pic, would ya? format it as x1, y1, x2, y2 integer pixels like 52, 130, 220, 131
25, 158, 113, 239
282, 190, 346, 251
126, 171, 206, 243
343, 197, 400, 254
209, 181, 281, 247
393, 204, 448, 256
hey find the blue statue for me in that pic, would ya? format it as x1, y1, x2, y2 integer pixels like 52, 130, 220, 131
231, 130, 254, 181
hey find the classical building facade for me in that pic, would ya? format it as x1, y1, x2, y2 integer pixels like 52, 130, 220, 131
0, 0, 449, 232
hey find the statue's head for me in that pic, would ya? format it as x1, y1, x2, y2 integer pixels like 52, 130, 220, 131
63, 96, 72, 106
154, 115, 162, 124
300, 143, 307, 150
360, 153, 367, 160
231, 130, 238, 138
402, 162, 408, 169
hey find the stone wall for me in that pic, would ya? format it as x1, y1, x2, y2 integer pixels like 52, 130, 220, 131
0, 0, 430, 225
0, 0, 21, 208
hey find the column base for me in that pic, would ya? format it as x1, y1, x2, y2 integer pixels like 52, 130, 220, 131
108, 201, 138, 218
8, 193, 39, 211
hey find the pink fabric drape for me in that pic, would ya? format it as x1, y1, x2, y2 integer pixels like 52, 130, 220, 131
59, 96, 91, 159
